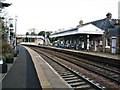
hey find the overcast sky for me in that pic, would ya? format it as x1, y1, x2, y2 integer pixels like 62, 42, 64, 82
4, 0, 119, 34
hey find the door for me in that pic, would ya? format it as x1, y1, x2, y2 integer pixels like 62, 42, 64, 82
95, 41, 98, 51
112, 37, 116, 54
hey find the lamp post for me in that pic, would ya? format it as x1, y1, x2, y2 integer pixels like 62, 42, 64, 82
15, 15, 17, 51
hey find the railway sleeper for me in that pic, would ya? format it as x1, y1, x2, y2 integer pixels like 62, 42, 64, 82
63, 76, 78, 80
59, 72, 72, 76
112, 74, 119, 78
64, 77, 79, 81
69, 81, 86, 86
56, 70, 70, 73
66, 79, 82, 83
62, 74, 75, 78
74, 85, 91, 89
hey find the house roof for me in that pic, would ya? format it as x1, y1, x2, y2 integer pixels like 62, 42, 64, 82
106, 28, 120, 38
91, 19, 116, 31
50, 24, 103, 38
77, 24, 104, 34
86, 18, 120, 37
50, 17, 119, 38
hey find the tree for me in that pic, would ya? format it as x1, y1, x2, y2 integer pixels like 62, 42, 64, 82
0, 2, 12, 8
38, 31, 45, 37
38, 31, 51, 38
25, 32, 29, 42
0, 17, 12, 55
31, 31, 36, 35
46, 31, 50, 38
29, 28, 37, 35
26, 32, 29, 35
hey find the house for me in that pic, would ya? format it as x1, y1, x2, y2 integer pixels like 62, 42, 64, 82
78, 12, 120, 54
91, 13, 120, 54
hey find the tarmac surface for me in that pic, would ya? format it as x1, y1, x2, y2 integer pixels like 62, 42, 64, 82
2, 45, 72, 90
2, 46, 41, 89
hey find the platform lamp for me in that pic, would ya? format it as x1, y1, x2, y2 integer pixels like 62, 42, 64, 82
15, 15, 18, 51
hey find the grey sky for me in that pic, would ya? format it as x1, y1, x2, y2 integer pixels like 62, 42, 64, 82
5, 0, 119, 34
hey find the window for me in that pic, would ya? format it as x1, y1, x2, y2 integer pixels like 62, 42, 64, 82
100, 40, 102, 45
107, 38, 110, 46
105, 38, 110, 48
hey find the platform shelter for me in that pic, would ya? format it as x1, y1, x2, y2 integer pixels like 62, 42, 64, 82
50, 24, 104, 51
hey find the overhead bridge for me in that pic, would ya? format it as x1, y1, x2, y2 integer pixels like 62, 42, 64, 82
16, 35, 44, 40
16, 35, 51, 45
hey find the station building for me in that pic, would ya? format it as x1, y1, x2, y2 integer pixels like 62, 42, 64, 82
50, 13, 120, 54
51, 24, 104, 51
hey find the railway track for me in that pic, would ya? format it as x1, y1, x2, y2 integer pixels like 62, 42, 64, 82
38, 47, 120, 84
36, 50, 105, 89
29, 47, 105, 89
28, 46, 120, 89
53, 51, 120, 84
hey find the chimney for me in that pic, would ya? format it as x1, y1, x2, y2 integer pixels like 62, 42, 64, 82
106, 12, 112, 20
79, 20, 83, 25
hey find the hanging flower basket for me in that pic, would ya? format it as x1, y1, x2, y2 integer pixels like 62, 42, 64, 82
0, 56, 7, 73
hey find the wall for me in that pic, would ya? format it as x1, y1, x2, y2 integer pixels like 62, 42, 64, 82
116, 35, 120, 53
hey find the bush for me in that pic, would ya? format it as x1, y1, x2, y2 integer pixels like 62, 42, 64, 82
13, 51, 17, 57
2, 42, 12, 54
52, 41, 56, 46
5, 53, 14, 63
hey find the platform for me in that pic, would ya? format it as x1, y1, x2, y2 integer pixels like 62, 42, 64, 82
24, 46, 72, 89
46, 46, 120, 60
21, 43, 120, 60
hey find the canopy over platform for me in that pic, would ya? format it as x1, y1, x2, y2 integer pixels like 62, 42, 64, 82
50, 24, 104, 38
